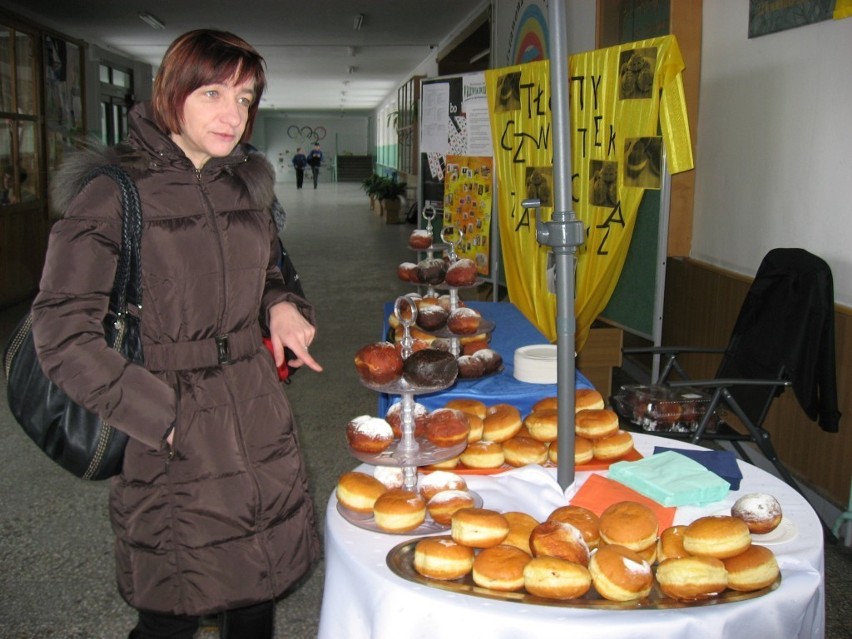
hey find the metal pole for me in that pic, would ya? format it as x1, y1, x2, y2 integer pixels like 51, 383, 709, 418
547, 0, 584, 490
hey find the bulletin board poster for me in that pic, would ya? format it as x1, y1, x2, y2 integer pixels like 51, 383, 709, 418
443, 156, 494, 274
420, 73, 493, 272
485, 35, 694, 348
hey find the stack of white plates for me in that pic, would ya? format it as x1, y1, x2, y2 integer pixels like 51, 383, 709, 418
513, 344, 558, 384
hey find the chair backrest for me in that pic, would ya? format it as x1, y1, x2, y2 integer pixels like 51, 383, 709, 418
716, 248, 837, 430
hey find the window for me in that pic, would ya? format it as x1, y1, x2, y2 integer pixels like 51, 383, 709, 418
99, 62, 133, 145
0, 25, 40, 207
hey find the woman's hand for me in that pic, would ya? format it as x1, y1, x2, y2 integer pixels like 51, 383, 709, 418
267, 301, 323, 373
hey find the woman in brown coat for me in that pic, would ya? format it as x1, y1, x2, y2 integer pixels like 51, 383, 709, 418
31, 30, 321, 639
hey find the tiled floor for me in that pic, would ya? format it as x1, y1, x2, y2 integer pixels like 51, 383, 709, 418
1, 181, 849, 638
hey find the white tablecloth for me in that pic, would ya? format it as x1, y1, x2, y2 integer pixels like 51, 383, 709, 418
318, 433, 824, 639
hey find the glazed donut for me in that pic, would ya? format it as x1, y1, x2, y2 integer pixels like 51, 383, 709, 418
502, 511, 540, 555
531, 396, 558, 413
447, 307, 482, 335
574, 436, 594, 465
445, 258, 478, 287
414, 536, 475, 580
345, 415, 394, 454
465, 414, 484, 442
589, 544, 653, 601
598, 501, 659, 552
683, 516, 752, 559
444, 398, 487, 420
731, 493, 783, 535
385, 400, 429, 439
722, 544, 780, 591
451, 507, 510, 548
524, 409, 558, 443
575, 409, 619, 440
546, 437, 592, 465
427, 489, 476, 526
425, 408, 471, 447
657, 525, 691, 563
471, 544, 531, 592
523, 557, 592, 600
656, 556, 728, 600
591, 429, 634, 461
459, 440, 505, 469
529, 521, 590, 566
354, 341, 404, 385
547, 505, 600, 549
372, 489, 426, 532
418, 470, 467, 501
575, 388, 605, 412
483, 404, 523, 442
335, 471, 388, 514
424, 455, 461, 471
502, 436, 548, 467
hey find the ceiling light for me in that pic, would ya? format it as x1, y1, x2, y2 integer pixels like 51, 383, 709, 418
353, 14, 365, 31
138, 12, 166, 30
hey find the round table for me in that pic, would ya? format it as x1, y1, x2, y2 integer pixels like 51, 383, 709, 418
318, 433, 824, 639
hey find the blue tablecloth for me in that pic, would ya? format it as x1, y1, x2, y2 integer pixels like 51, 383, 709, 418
378, 301, 593, 416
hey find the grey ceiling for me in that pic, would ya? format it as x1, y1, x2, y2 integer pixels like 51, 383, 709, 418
1, 0, 487, 111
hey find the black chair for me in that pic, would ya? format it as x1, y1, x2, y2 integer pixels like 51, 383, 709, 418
618, 248, 841, 537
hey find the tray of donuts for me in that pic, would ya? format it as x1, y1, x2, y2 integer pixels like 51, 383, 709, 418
335, 467, 483, 535
387, 498, 782, 608
398, 255, 482, 289
387, 296, 503, 380
344, 404, 473, 467
418, 391, 642, 475
354, 340, 461, 393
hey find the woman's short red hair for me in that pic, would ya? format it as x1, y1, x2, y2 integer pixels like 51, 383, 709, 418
152, 29, 266, 142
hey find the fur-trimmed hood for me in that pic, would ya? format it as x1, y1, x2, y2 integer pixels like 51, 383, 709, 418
52, 101, 275, 216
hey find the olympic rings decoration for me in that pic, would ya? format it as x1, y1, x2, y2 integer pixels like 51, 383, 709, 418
287, 125, 327, 143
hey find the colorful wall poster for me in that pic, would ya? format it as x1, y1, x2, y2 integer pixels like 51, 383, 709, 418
443, 156, 494, 275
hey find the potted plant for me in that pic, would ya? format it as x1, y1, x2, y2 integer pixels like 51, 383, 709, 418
375, 177, 407, 224
360, 174, 383, 212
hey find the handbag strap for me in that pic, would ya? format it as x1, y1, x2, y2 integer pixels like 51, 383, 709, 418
79, 165, 143, 314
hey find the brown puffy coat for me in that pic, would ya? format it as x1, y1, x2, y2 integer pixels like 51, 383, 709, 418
31, 103, 320, 616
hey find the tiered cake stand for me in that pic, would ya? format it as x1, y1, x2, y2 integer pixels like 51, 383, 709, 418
339, 295, 481, 534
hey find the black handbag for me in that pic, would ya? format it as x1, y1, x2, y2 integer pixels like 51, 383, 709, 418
3, 164, 143, 480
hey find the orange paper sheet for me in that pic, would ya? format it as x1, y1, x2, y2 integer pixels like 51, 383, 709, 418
570, 473, 676, 530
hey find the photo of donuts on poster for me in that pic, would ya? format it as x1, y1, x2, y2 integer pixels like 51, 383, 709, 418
420, 72, 494, 275
443, 156, 494, 274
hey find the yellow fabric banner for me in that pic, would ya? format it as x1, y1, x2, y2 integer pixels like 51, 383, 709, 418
485, 35, 693, 348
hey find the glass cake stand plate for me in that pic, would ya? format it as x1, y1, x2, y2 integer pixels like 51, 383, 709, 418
360, 376, 456, 395
387, 537, 781, 608
428, 318, 496, 339
349, 437, 468, 467
338, 491, 482, 535
409, 242, 449, 253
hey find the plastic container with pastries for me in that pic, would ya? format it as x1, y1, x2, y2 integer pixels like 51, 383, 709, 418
611, 384, 719, 434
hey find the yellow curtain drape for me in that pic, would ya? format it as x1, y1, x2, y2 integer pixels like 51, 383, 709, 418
485, 35, 693, 350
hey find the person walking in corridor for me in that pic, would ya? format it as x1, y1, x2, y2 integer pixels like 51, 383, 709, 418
31, 29, 322, 639
307, 142, 323, 188
292, 146, 307, 188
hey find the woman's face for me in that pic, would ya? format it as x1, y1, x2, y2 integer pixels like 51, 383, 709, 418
171, 75, 255, 169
